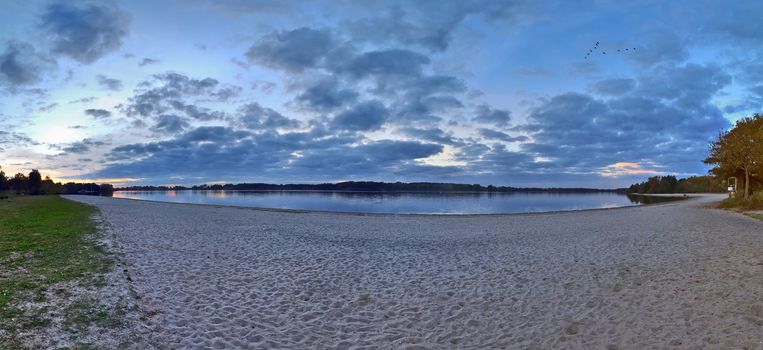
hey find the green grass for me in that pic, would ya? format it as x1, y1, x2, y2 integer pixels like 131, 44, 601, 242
718, 191, 763, 211
0, 195, 111, 346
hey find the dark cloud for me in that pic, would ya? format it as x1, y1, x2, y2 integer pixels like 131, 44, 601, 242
519, 63, 731, 175
210, 86, 242, 102
121, 73, 227, 118
392, 94, 463, 123
295, 77, 358, 111
340, 49, 430, 78
60, 138, 107, 154
95, 126, 292, 178
331, 100, 389, 131
245, 25, 469, 130
400, 127, 460, 145
84, 108, 112, 119
40, 2, 131, 63
91, 121, 442, 182
404, 75, 466, 96
96, 74, 123, 91
157, 73, 219, 94
346, 0, 533, 52
138, 57, 159, 66
237, 103, 300, 129
246, 27, 338, 72
285, 140, 443, 178
472, 105, 511, 126
0, 131, 38, 152
0, 41, 54, 88
151, 114, 189, 134
169, 100, 226, 121
38, 102, 59, 112
470, 143, 537, 174
251, 80, 277, 93
636, 63, 731, 106
478, 128, 529, 143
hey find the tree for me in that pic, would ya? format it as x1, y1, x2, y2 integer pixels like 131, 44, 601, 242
705, 114, 763, 199
9, 173, 28, 194
0, 166, 7, 191
28, 169, 42, 195
657, 175, 678, 193
41, 176, 59, 194
99, 184, 114, 196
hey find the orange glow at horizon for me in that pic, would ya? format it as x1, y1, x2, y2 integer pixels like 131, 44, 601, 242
600, 162, 662, 177
49, 177, 143, 186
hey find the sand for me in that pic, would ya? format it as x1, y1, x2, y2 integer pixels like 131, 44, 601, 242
64, 194, 763, 349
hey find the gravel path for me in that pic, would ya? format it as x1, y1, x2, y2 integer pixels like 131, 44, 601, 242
65, 194, 763, 349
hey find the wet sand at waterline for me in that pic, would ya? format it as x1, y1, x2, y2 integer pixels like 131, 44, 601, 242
65, 194, 763, 349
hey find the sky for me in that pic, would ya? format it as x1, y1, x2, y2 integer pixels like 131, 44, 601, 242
1, 0, 761, 188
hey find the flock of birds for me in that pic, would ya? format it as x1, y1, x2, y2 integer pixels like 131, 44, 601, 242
584, 41, 637, 59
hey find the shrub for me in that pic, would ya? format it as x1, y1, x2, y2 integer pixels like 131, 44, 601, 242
720, 191, 763, 210
748, 191, 763, 209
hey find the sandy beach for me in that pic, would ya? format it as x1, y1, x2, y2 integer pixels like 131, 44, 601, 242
65, 194, 763, 349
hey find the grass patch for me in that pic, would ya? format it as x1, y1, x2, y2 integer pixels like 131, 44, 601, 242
718, 191, 763, 211
0, 195, 111, 346
62, 297, 111, 332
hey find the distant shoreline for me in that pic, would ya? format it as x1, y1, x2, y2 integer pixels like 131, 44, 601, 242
116, 180, 627, 193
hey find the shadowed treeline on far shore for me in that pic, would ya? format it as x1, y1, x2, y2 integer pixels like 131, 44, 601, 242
626, 175, 726, 194
116, 181, 629, 193
0, 167, 113, 196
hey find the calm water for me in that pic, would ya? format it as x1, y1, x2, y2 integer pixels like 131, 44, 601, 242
112, 190, 672, 214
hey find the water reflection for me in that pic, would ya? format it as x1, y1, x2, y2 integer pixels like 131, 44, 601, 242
113, 190, 687, 214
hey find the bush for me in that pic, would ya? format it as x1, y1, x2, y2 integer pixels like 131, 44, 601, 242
719, 191, 763, 210
749, 191, 763, 209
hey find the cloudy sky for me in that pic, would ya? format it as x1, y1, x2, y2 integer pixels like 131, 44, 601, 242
1, 0, 760, 187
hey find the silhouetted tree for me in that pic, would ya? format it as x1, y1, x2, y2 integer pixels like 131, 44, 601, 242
0, 166, 8, 191
41, 176, 59, 194
28, 169, 42, 195
0, 168, 111, 196
9, 173, 28, 194
657, 175, 678, 193
99, 184, 114, 196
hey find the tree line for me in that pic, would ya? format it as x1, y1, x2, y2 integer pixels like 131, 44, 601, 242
0, 167, 113, 196
119, 181, 626, 193
626, 175, 725, 194
704, 114, 763, 199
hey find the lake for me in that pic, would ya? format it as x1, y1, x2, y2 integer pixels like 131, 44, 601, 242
112, 190, 676, 214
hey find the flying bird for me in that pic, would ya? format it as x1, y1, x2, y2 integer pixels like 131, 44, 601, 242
584, 41, 640, 60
